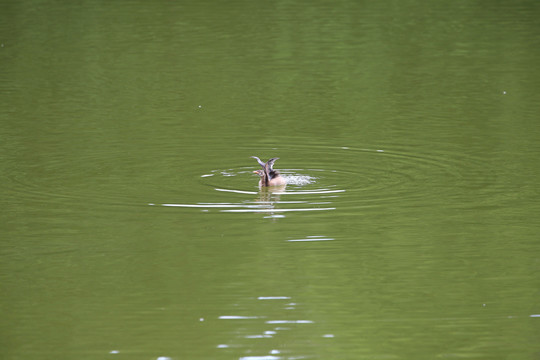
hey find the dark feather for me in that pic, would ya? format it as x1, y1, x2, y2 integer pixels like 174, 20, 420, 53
266, 157, 279, 170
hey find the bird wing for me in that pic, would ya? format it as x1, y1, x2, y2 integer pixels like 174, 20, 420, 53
251, 156, 266, 168
266, 157, 279, 170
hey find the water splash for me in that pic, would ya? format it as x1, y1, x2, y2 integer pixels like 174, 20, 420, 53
283, 174, 316, 186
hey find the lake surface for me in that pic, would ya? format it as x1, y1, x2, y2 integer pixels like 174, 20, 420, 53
1, 1, 540, 359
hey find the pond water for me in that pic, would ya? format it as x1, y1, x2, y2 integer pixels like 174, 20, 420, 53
1, 1, 540, 359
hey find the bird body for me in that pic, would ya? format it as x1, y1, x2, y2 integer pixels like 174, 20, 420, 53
251, 156, 286, 187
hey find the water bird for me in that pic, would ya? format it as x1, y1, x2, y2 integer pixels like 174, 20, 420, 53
251, 156, 287, 187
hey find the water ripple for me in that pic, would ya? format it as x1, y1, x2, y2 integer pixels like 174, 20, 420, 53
216, 294, 331, 359
152, 142, 505, 217
2, 141, 509, 217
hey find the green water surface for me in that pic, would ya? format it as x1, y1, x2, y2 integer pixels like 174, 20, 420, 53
1, 1, 539, 359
